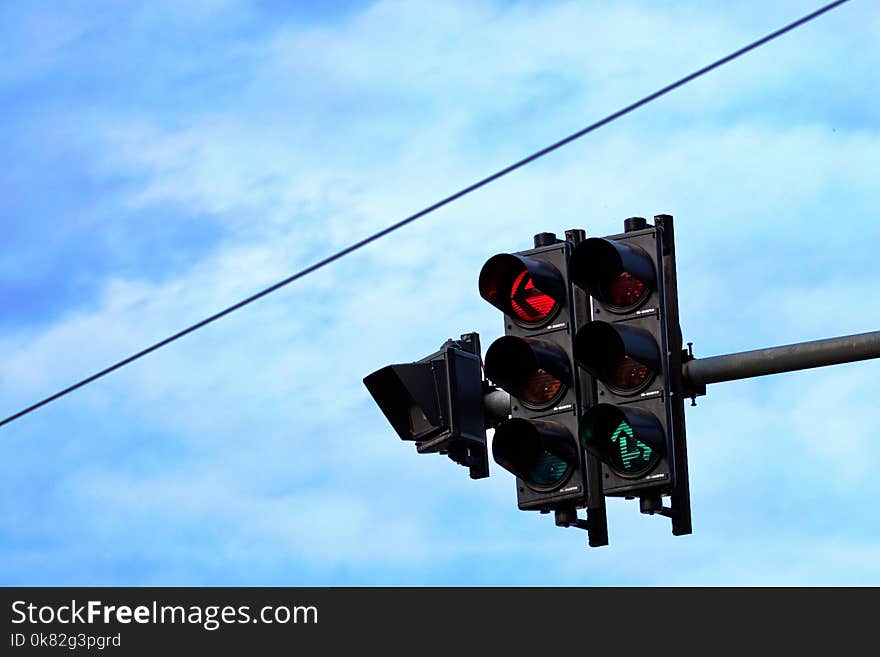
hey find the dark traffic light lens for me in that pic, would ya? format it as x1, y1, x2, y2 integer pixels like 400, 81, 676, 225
509, 270, 557, 323
485, 336, 570, 410
604, 271, 647, 310
608, 356, 651, 393
520, 368, 564, 406
492, 418, 576, 492
524, 451, 570, 488
574, 321, 659, 395
408, 404, 433, 437
569, 238, 655, 313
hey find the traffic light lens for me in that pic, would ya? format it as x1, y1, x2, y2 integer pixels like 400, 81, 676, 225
574, 321, 659, 395
520, 368, 564, 406
510, 270, 557, 323
485, 336, 570, 410
580, 404, 663, 478
609, 356, 651, 393
569, 237, 655, 313
408, 404, 433, 437
606, 419, 655, 475
524, 451, 570, 488
604, 272, 647, 309
492, 418, 576, 492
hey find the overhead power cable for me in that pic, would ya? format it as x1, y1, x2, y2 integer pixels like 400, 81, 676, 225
0, 0, 851, 429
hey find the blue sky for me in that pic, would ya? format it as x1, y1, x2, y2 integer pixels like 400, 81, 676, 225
1, 0, 878, 585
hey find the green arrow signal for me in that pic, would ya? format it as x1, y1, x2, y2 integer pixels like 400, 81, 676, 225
611, 420, 652, 471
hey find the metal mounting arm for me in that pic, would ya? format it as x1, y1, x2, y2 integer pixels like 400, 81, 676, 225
682, 329, 880, 400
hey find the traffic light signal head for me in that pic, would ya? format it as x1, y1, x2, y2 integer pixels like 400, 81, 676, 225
570, 237, 655, 313
574, 321, 660, 395
484, 336, 571, 410
580, 403, 664, 479
479, 235, 606, 536
492, 418, 579, 491
569, 224, 672, 497
367, 217, 689, 543
479, 253, 566, 326
364, 333, 489, 479
569, 216, 691, 535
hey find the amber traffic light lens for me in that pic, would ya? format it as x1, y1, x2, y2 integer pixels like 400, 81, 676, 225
574, 321, 659, 396
519, 368, 564, 406
608, 356, 652, 393
485, 336, 570, 410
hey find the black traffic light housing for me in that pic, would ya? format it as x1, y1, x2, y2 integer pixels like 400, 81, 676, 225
365, 215, 691, 545
571, 215, 691, 535
480, 232, 607, 546
364, 332, 490, 479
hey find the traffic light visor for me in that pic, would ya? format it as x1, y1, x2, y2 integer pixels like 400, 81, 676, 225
364, 363, 443, 443
479, 254, 565, 326
570, 238, 655, 312
364, 338, 490, 479
575, 321, 660, 395
493, 418, 576, 491
485, 336, 570, 409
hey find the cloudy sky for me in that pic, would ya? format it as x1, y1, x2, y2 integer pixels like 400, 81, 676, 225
1, 0, 878, 585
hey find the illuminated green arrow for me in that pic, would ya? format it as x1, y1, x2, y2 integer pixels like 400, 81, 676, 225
611, 420, 652, 471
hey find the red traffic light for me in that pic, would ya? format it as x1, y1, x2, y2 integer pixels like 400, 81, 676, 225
479, 253, 566, 327
509, 269, 555, 323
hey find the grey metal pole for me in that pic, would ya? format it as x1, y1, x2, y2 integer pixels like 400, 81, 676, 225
683, 330, 880, 386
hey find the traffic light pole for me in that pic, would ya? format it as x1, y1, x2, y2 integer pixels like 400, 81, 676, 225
682, 329, 880, 398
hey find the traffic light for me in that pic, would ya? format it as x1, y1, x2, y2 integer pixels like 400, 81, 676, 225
365, 216, 691, 544
479, 231, 607, 546
364, 333, 490, 479
570, 215, 691, 534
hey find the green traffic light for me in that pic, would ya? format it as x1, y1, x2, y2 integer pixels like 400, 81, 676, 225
580, 404, 663, 478
609, 420, 654, 474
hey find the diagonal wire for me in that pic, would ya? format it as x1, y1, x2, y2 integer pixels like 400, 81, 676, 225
0, 0, 851, 429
